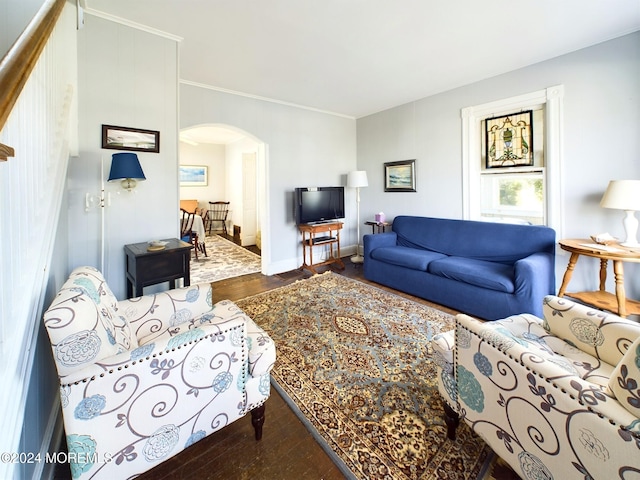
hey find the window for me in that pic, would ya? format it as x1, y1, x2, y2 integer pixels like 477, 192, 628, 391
462, 86, 564, 236
479, 108, 545, 225
480, 171, 545, 224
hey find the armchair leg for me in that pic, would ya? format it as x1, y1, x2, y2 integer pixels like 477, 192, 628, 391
443, 402, 459, 440
251, 404, 266, 441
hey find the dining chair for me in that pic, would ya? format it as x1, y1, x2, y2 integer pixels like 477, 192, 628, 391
180, 208, 207, 260
207, 201, 230, 235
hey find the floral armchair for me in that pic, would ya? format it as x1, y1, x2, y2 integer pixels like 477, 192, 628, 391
43, 266, 275, 479
433, 295, 640, 479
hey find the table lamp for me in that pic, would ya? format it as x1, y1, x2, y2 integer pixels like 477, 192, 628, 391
108, 152, 146, 191
347, 170, 368, 263
600, 180, 640, 247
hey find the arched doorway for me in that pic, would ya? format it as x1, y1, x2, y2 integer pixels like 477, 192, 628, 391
179, 124, 269, 276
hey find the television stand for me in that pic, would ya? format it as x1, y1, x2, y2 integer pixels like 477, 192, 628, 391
298, 222, 344, 274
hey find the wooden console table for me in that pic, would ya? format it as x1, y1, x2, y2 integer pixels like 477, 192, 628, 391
299, 222, 345, 274
558, 239, 640, 318
124, 238, 193, 299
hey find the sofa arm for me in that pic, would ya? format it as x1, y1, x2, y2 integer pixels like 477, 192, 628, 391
363, 232, 397, 257
514, 252, 555, 315
58, 314, 247, 479
118, 283, 214, 342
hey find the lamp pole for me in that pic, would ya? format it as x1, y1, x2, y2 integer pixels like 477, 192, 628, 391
347, 170, 368, 263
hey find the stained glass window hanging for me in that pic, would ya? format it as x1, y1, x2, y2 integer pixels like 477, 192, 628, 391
485, 110, 533, 168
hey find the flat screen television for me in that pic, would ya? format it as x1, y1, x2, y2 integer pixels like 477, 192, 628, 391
294, 186, 345, 225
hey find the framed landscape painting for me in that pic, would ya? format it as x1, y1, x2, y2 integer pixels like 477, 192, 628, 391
384, 159, 416, 192
179, 165, 208, 186
102, 124, 160, 153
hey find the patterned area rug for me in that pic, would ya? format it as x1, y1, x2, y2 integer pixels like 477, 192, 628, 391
236, 272, 492, 480
190, 235, 261, 283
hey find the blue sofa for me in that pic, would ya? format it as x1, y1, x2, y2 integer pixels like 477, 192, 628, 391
363, 216, 556, 320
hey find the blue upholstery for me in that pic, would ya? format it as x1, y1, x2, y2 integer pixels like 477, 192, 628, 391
364, 216, 556, 320
371, 246, 446, 271
428, 256, 515, 293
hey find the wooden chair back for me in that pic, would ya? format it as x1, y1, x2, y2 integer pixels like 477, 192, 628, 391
180, 208, 195, 239
207, 201, 230, 234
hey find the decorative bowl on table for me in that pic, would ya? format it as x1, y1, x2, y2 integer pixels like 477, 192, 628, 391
147, 240, 168, 251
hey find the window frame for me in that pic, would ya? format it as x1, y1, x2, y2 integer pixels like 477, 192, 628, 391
461, 86, 564, 237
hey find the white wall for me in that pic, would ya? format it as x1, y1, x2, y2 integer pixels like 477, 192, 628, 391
179, 142, 226, 213
180, 83, 358, 274
0, 0, 44, 58
357, 32, 640, 298
72, 13, 179, 299
225, 136, 260, 239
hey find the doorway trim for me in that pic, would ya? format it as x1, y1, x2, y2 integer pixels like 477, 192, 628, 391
179, 123, 270, 275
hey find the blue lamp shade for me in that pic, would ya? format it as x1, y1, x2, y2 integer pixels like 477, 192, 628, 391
108, 152, 146, 191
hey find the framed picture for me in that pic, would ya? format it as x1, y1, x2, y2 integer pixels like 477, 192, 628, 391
384, 159, 416, 192
102, 124, 160, 153
179, 165, 208, 187
485, 111, 533, 168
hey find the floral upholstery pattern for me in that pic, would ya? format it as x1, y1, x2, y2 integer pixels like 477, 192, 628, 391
43, 266, 275, 479
433, 295, 640, 480
609, 334, 640, 418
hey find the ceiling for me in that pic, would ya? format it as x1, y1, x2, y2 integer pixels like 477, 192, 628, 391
86, 0, 640, 119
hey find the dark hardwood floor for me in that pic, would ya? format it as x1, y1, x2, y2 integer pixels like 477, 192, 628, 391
54, 235, 459, 480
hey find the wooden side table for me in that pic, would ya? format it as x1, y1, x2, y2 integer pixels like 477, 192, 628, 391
364, 221, 392, 234
557, 239, 640, 318
124, 238, 193, 299
298, 222, 345, 274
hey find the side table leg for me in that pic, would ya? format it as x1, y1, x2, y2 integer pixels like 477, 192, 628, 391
613, 260, 627, 318
598, 259, 608, 292
558, 252, 580, 297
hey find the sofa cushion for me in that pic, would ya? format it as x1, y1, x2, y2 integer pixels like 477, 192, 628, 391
608, 334, 640, 417
392, 215, 556, 263
543, 295, 640, 366
370, 245, 446, 271
43, 266, 138, 377
427, 256, 515, 293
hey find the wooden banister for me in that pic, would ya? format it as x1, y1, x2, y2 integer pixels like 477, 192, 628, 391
0, 0, 67, 160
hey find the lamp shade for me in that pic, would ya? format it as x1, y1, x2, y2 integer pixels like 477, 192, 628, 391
600, 180, 640, 211
347, 170, 368, 188
108, 153, 146, 182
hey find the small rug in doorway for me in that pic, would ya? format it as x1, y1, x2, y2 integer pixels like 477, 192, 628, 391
190, 234, 261, 283
236, 272, 492, 480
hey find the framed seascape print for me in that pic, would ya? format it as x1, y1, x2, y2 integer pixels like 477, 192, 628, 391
485, 111, 533, 168
102, 125, 160, 153
179, 165, 208, 187
384, 159, 416, 192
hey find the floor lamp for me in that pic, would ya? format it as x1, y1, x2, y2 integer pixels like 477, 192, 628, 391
348, 170, 368, 263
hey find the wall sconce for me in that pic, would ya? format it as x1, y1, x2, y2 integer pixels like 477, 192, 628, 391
108, 152, 146, 191
600, 179, 640, 247
84, 152, 147, 271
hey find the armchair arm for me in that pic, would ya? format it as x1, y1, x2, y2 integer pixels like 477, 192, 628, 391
118, 283, 214, 343
60, 311, 245, 385
455, 313, 638, 438
218, 300, 276, 377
